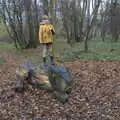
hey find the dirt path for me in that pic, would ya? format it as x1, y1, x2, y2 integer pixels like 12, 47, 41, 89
0, 53, 120, 120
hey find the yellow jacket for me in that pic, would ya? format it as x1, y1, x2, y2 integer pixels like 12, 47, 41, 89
39, 23, 55, 44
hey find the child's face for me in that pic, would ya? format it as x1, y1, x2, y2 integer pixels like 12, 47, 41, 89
44, 20, 50, 24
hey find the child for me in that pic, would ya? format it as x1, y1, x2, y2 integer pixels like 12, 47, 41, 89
39, 15, 55, 65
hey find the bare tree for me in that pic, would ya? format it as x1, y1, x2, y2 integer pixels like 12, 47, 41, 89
84, 0, 101, 51
101, 0, 120, 42
0, 0, 40, 49
60, 0, 101, 51
42, 0, 49, 15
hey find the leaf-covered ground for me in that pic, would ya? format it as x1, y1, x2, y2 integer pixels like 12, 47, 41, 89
0, 53, 120, 120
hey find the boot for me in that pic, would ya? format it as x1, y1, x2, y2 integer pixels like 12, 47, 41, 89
43, 57, 46, 64
50, 56, 55, 65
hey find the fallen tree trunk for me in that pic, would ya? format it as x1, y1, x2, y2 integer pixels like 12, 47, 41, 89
14, 62, 72, 103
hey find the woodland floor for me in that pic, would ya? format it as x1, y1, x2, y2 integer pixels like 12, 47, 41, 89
0, 51, 120, 120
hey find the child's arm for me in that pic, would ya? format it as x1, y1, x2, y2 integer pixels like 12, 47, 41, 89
50, 25, 55, 35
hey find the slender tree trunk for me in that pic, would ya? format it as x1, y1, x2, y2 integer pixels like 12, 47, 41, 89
43, 0, 49, 15
84, 0, 101, 52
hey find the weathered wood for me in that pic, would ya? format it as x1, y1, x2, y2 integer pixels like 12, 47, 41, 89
28, 69, 53, 91
14, 75, 25, 93
15, 62, 72, 103
53, 91, 69, 104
